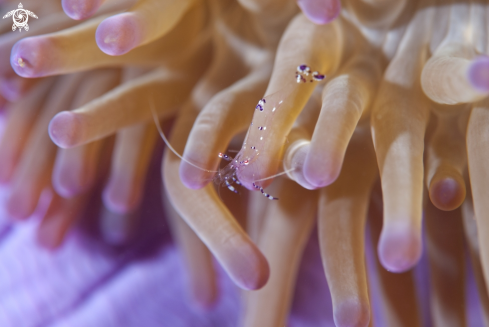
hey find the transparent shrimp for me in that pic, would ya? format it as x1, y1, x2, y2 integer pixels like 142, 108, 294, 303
152, 64, 325, 200
213, 91, 288, 199
213, 64, 325, 199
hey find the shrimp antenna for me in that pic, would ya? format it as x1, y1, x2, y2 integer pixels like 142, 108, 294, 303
149, 100, 218, 174
253, 168, 296, 182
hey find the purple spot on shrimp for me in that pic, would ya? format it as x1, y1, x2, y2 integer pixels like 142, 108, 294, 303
255, 104, 263, 111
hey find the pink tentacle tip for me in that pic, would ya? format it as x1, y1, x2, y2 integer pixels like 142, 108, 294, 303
53, 166, 94, 199
334, 299, 370, 327
234, 172, 255, 191
235, 161, 273, 191
11, 38, 48, 78
429, 177, 465, 211
179, 161, 213, 190
468, 55, 489, 93
102, 183, 140, 215
232, 250, 270, 291
6, 191, 34, 220
190, 286, 218, 311
62, 0, 103, 20
95, 13, 143, 56
303, 156, 341, 189
377, 222, 422, 273
48, 111, 83, 149
297, 0, 341, 25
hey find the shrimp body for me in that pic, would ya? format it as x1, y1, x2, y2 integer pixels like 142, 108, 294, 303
152, 64, 324, 200
215, 64, 325, 199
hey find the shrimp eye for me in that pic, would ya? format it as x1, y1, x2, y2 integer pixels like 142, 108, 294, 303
297, 64, 310, 74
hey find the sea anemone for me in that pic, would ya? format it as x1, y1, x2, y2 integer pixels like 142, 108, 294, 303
0, 0, 488, 326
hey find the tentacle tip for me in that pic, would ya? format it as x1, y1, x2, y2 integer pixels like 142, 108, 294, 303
36, 227, 63, 250
429, 177, 465, 211
297, 0, 341, 25
48, 111, 82, 149
52, 183, 79, 199
95, 13, 142, 56
468, 56, 489, 93
378, 224, 422, 273
190, 288, 218, 311
303, 153, 342, 188
102, 187, 139, 215
230, 247, 270, 290
286, 148, 327, 190
303, 168, 340, 188
238, 179, 257, 192
237, 267, 270, 291
179, 161, 213, 190
11, 37, 53, 78
236, 171, 273, 191
52, 171, 92, 199
5, 193, 34, 220
333, 299, 370, 327
62, 0, 102, 20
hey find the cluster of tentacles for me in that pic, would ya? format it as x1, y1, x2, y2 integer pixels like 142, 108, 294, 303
0, 0, 489, 326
